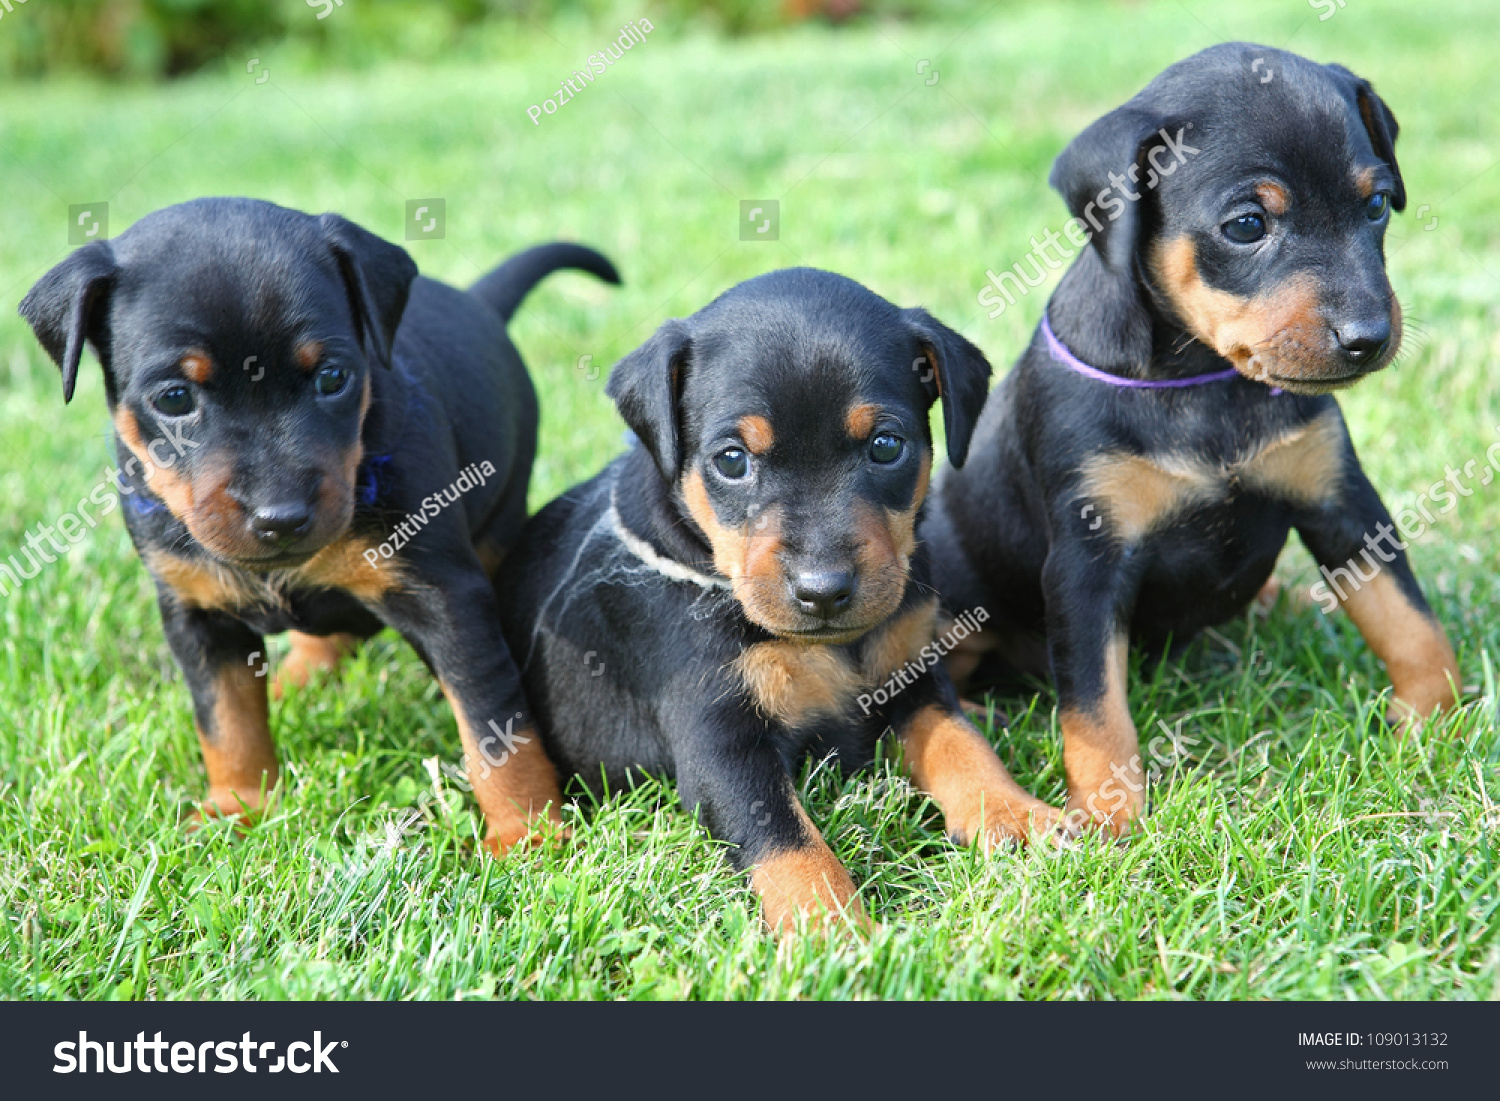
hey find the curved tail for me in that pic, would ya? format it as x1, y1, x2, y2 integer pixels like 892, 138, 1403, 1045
469, 242, 621, 323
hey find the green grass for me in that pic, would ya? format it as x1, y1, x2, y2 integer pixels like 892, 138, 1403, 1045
2, 0, 1499, 1000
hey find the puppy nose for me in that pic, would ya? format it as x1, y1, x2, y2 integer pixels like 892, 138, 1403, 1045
1335, 319, 1392, 366
250, 504, 312, 543
792, 571, 854, 619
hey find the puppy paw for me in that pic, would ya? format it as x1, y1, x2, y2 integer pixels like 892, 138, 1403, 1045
187, 785, 274, 833
1388, 675, 1461, 737
947, 795, 1066, 853
272, 631, 358, 700
481, 810, 569, 857
1063, 763, 1146, 840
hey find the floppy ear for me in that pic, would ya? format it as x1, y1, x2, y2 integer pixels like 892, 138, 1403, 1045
1325, 64, 1405, 211
605, 319, 691, 481
1049, 106, 1184, 273
319, 213, 418, 370
19, 241, 117, 404
903, 309, 992, 469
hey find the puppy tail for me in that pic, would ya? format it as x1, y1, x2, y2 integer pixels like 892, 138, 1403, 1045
469, 243, 621, 324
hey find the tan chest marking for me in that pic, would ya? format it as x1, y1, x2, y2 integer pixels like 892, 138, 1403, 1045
861, 597, 938, 685
735, 641, 864, 727
1079, 410, 1345, 542
145, 534, 405, 614
735, 598, 941, 727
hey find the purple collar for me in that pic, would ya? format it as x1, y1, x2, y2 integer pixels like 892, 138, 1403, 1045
1041, 313, 1276, 392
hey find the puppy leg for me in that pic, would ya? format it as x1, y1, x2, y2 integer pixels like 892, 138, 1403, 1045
1041, 544, 1146, 837
752, 794, 866, 936
378, 570, 564, 856
1296, 467, 1460, 732
899, 698, 1061, 849
678, 709, 867, 935
273, 631, 360, 699
157, 594, 278, 818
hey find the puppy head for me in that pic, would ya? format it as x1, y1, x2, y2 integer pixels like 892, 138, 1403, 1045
1050, 43, 1405, 393
20, 198, 417, 569
607, 268, 990, 643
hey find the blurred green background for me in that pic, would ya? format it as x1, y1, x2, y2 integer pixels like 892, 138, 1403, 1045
2, 0, 1498, 999
0, 0, 972, 79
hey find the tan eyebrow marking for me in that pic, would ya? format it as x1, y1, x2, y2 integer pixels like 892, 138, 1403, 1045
738, 415, 774, 454
179, 350, 213, 384
295, 341, 324, 372
1256, 182, 1289, 216
845, 403, 880, 439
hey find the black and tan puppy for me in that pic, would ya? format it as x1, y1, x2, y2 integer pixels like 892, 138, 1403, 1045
498, 269, 1061, 932
20, 197, 619, 853
926, 44, 1460, 837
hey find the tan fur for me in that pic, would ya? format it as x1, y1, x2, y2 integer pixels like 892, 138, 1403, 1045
1256, 181, 1289, 215
273, 631, 359, 698
441, 683, 565, 856
844, 402, 880, 439
1059, 635, 1143, 837
736, 641, 863, 726
1339, 571, 1461, 729
751, 795, 866, 934
116, 377, 370, 564
297, 535, 405, 603
1078, 451, 1221, 543
1239, 409, 1346, 506
114, 408, 198, 522
883, 452, 931, 568
1151, 235, 1386, 391
1354, 164, 1379, 200
196, 661, 278, 818
146, 535, 405, 615
682, 449, 924, 642
738, 415, 774, 455
296, 341, 324, 371
900, 704, 1062, 849
861, 597, 938, 685
1080, 410, 1346, 542
180, 350, 213, 384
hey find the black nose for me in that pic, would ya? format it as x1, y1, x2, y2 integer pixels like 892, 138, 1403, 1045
250, 504, 312, 544
1335, 319, 1392, 366
792, 571, 854, 619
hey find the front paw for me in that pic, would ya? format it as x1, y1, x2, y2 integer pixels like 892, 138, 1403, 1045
947, 793, 1066, 853
1388, 674, 1461, 737
482, 808, 568, 857
188, 784, 275, 832
1062, 760, 1146, 839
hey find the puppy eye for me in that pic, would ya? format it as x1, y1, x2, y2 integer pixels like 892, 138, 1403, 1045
869, 433, 905, 464
152, 386, 195, 417
314, 365, 350, 396
1364, 192, 1391, 221
1222, 213, 1266, 244
712, 447, 750, 481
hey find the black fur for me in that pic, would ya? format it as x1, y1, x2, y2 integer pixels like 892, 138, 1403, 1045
19, 196, 618, 823
927, 45, 1451, 828
499, 269, 992, 914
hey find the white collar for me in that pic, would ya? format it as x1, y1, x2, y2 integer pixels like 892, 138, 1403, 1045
607, 490, 733, 592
